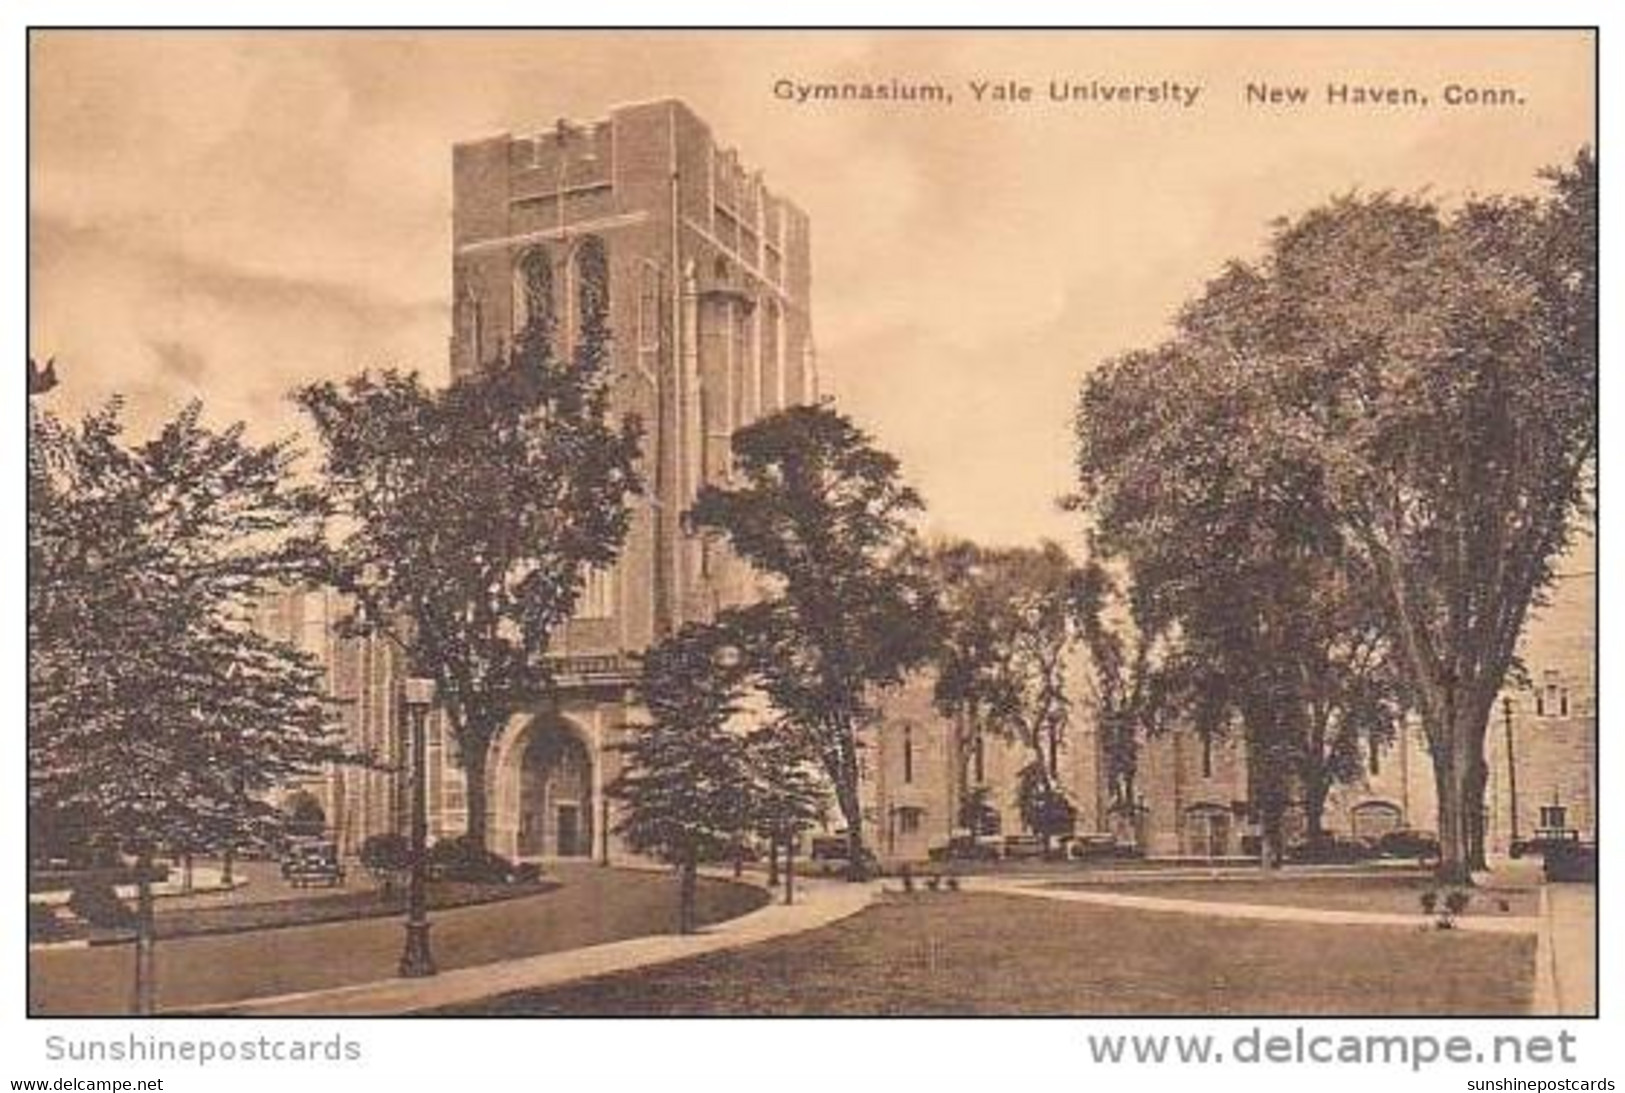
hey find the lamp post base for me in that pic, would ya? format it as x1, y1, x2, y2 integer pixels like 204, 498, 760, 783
398, 921, 437, 978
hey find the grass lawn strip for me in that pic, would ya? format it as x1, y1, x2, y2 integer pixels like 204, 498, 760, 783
436, 892, 1532, 1016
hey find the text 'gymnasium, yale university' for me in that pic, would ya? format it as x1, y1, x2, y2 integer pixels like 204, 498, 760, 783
255, 99, 1595, 867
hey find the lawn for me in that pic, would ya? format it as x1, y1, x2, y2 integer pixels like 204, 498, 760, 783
437, 892, 1533, 1016
30, 866, 771, 1015
1061, 875, 1540, 918
32, 876, 562, 946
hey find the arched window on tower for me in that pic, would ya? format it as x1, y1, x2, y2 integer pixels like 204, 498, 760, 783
514, 247, 554, 339
575, 236, 609, 353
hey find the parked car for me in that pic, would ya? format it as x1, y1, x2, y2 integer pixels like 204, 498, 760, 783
1375, 828, 1440, 862
1287, 834, 1377, 864
282, 840, 345, 888
927, 834, 1001, 862
1510, 828, 1582, 860
1001, 835, 1047, 861
807, 835, 878, 877
1542, 840, 1596, 883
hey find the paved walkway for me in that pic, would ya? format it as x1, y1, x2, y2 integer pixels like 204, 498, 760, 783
1535, 883, 1596, 1016
199, 873, 878, 1016
972, 871, 1596, 1016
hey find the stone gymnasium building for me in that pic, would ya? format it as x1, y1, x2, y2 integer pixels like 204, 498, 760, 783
266, 99, 1595, 868
265, 99, 815, 862
862, 539, 1595, 863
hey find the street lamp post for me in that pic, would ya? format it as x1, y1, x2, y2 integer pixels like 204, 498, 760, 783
399, 676, 437, 978
1503, 696, 1521, 851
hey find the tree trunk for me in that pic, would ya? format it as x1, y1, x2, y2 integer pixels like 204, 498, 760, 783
767, 838, 780, 888
1258, 805, 1285, 871
783, 839, 796, 906
1304, 776, 1330, 844
831, 756, 869, 881
131, 850, 157, 1016
1433, 733, 1475, 885
678, 851, 698, 935
1430, 694, 1495, 885
1467, 756, 1490, 871
460, 735, 491, 854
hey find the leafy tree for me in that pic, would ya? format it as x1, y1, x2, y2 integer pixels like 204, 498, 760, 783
611, 621, 753, 932
688, 405, 939, 877
931, 541, 1081, 851
1071, 560, 1180, 834
283, 790, 328, 837
956, 784, 1000, 836
1076, 328, 1409, 866
360, 832, 412, 898
297, 317, 641, 854
742, 722, 828, 901
28, 399, 345, 1011
1074, 151, 1594, 881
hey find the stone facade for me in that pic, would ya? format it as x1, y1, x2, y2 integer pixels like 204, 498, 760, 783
861, 545, 1595, 863
272, 100, 815, 862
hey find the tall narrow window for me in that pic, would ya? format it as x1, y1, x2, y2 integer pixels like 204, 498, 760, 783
455, 287, 483, 372
1368, 734, 1382, 776
973, 734, 985, 785
515, 248, 554, 337
903, 724, 914, 785
575, 236, 609, 349
1201, 733, 1213, 779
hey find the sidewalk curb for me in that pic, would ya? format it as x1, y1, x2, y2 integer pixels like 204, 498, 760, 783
971, 877, 1542, 934
1531, 885, 1561, 1015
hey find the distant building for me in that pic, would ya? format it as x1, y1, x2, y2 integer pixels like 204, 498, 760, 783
268, 100, 815, 861
860, 543, 1596, 862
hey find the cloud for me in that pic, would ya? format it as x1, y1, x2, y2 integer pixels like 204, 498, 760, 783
29, 30, 1595, 547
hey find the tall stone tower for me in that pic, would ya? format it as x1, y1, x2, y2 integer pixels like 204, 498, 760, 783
447, 100, 815, 860
451, 98, 815, 652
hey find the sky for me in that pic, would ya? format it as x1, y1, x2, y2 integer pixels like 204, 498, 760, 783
28, 29, 1595, 549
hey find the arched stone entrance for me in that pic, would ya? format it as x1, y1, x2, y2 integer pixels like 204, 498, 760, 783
491, 713, 597, 861
1182, 803, 1233, 858
1350, 799, 1403, 842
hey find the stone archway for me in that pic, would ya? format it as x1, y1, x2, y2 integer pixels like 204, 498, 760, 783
1182, 803, 1233, 859
1350, 799, 1404, 842
490, 713, 596, 861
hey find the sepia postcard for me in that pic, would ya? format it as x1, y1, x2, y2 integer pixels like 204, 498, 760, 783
26, 26, 1597, 1043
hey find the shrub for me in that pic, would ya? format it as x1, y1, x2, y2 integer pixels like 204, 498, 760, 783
944, 875, 960, 892
67, 880, 137, 930
28, 903, 71, 943
1419, 890, 1439, 916
510, 861, 544, 885
360, 833, 412, 894
925, 874, 941, 892
425, 835, 519, 884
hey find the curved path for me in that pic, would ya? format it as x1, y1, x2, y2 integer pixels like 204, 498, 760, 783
28, 864, 767, 1016
206, 871, 877, 1016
